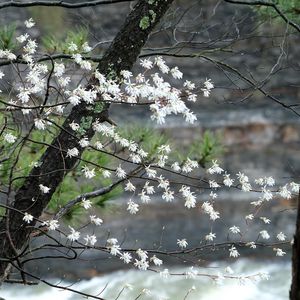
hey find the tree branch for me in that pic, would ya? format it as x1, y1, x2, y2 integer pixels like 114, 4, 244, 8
223, 0, 300, 33
0, 0, 132, 10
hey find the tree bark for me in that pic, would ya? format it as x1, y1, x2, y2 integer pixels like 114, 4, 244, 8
290, 190, 300, 299
0, 0, 174, 281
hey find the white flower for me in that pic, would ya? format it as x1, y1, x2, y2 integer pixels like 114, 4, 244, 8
82, 42, 92, 53
82, 165, 95, 179
16, 33, 29, 43
39, 184, 50, 194
25, 18, 35, 28
260, 230, 270, 240
246, 241, 257, 249
66, 147, 79, 158
4, 133, 17, 144
205, 232, 216, 241
162, 189, 174, 202
136, 248, 148, 260
140, 58, 153, 69
69, 94, 81, 106
278, 185, 291, 199
171, 162, 181, 172
150, 255, 163, 266
120, 252, 132, 264
81, 198, 92, 209
79, 137, 89, 148
183, 80, 195, 90
54, 63, 65, 77
125, 181, 136, 192
273, 248, 286, 256
260, 217, 271, 224
94, 141, 103, 150
134, 259, 149, 270
90, 215, 103, 226
84, 234, 97, 246
107, 238, 118, 245
185, 266, 198, 279
116, 165, 126, 178
127, 199, 139, 214
120, 70, 132, 79
202, 89, 210, 97
79, 60, 92, 70
209, 180, 220, 189
23, 212, 33, 223
160, 269, 170, 279
48, 220, 59, 230
204, 79, 214, 90
67, 226, 80, 242
102, 170, 111, 178
170, 66, 183, 79
229, 246, 240, 258
229, 226, 240, 234
144, 181, 155, 194
34, 119, 46, 130
265, 176, 275, 186
277, 232, 286, 241
177, 239, 188, 249
290, 182, 300, 193
245, 214, 254, 220
223, 174, 234, 187
207, 160, 224, 174
258, 272, 270, 281
68, 42, 78, 52
69, 121, 80, 131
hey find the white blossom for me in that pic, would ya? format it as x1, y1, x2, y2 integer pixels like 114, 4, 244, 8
82, 166, 95, 179
39, 184, 50, 194
23, 212, 33, 223
260, 230, 270, 240
116, 165, 126, 178
25, 18, 35, 28
81, 198, 92, 209
90, 215, 103, 226
120, 252, 132, 264
177, 239, 188, 249
229, 226, 240, 234
273, 248, 286, 257
277, 232, 286, 241
127, 199, 139, 214
205, 232, 216, 241
229, 246, 240, 258
4, 133, 17, 144
84, 234, 97, 246
67, 226, 80, 242
66, 147, 79, 158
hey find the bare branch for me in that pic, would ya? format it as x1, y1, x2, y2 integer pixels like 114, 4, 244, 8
0, 0, 132, 10
223, 0, 300, 33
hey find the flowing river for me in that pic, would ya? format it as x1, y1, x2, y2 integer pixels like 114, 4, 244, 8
1, 259, 291, 300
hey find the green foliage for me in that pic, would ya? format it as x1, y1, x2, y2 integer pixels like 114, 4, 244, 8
47, 147, 121, 223
187, 130, 223, 167
42, 27, 89, 53
256, 0, 300, 25
0, 24, 16, 50
119, 125, 169, 158
139, 16, 150, 30
28, 7, 66, 39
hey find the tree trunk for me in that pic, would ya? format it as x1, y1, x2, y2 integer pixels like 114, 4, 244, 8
290, 190, 300, 299
0, 0, 174, 281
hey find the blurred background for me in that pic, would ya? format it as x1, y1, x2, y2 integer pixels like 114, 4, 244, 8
0, 0, 300, 299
